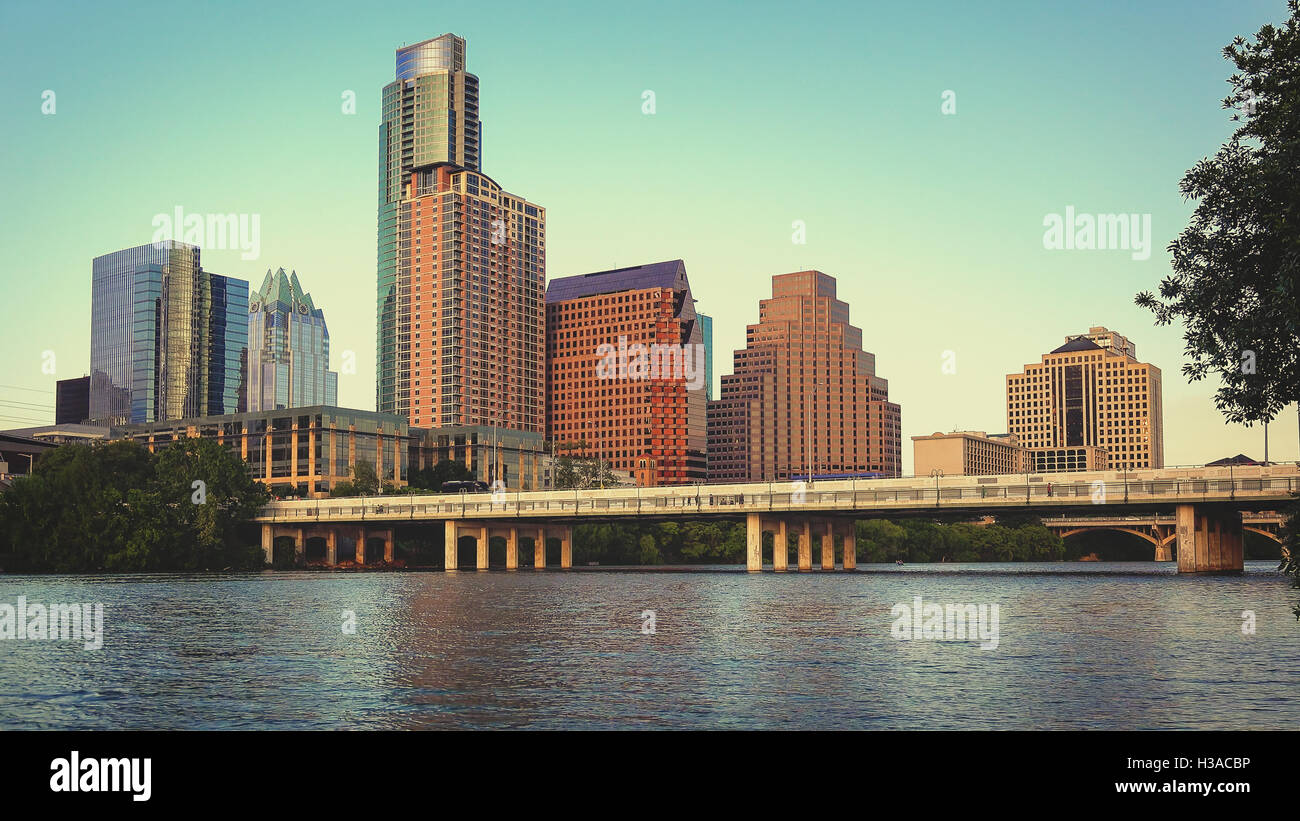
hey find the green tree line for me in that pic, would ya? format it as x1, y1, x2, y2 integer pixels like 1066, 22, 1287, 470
0, 439, 268, 572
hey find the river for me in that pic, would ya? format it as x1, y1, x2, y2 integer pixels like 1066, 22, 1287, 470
1, 560, 1296, 729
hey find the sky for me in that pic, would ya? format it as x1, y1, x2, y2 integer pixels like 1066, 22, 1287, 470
0, 0, 1295, 474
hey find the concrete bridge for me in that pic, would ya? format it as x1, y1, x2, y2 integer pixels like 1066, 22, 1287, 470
255, 463, 1299, 574
1040, 512, 1285, 562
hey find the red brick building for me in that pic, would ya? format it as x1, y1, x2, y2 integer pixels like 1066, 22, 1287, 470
707, 271, 901, 482
545, 260, 707, 485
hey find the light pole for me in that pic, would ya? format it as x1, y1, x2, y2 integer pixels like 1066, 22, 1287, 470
931, 468, 943, 509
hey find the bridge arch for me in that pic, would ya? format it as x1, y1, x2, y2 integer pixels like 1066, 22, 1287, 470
1243, 526, 1283, 545
1058, 526, 1159, 547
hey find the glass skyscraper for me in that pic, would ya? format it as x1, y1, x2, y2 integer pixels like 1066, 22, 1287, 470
89, 241, 247, 425
247, 268, 338, 412
698, 312, 714, 401
377, 34, 546, 435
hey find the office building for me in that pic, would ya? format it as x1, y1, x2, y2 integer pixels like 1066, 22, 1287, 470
1006, 327, 1163, 470
546, 260, 707, 486
913, 430, 1029, 476
89, 241, 247, 425
707, 271, 901, 482
55, 376, 90, 425
247, 268, 339, 412
377, 33, 545, 434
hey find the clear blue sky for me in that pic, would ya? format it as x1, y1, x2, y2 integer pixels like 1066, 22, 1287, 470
0, 0, 1293, 471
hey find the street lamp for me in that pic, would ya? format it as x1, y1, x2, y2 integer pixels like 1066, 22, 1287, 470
931, 468, 944, 509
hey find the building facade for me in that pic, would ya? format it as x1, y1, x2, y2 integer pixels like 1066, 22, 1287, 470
1006, 327, 1163, 471
123, 406, 409, 498
247, 268, 339, 412
698, 312, 714, 401
546, 260, 708, 486
913, 431, 1029, 476
55, 376, 90, 425
707, 271, 902, 482
410, 426, 549, 490
377, 34, 545, 435
89, 241, 247, 425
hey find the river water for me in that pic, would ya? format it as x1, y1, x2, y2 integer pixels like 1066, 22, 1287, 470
1, 561, 1296, 730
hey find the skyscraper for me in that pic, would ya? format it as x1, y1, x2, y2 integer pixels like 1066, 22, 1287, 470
546, 260, 708, 486
247, 268, 339, 412
377, 33, 545, 435
698, 312, 714, 401
1006, 327, 1163, 471
89, 241, 247, 425
707, 271, 901, 482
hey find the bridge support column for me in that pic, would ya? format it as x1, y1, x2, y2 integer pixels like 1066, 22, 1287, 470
534, 527, 546, 569
560, 527, 573, 569
477, 525, 489, 571
326, 529, 337, 566
746, 513, 762, 571
822, 521, 835, 570
798, 520, 812, 572
506, 527, 519, 570
444, 521, 459, 571
1176, 503, 1243, 574
1154, 544, 1172, 562
843, 522, 856, 570
774, 520, 789, 571
383, 530, 394, 563
356, 527, 367, 565
294, 527, 305, 564
261, 524, 273, 565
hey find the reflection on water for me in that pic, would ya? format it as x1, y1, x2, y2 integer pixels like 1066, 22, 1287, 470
0, 561, 1296, 729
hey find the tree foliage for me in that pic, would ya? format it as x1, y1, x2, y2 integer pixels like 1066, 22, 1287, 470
0, 439, 268, 572
1135, 2, 1300, 430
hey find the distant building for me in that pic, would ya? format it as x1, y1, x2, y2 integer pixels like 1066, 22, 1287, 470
708, 271, 901, 482
121, 406, 410, 498
410, 426, 549, 490
247, 268, 339, 412
1006, 327, 1163, 470
1206, 454, 1261, 466
89, 241, 248, 425
545, 260, 708, 486
55, 376, 90, 424
377, 34, 545, 435
698, 312, 714, 401
1027, 445, 1108, 473
0, 424, 116, 445
913, 431, 1029, 476
0, 432, 57, 482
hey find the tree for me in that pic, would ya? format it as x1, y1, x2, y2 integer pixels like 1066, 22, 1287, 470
409, 459, 476, 491
350, 460, 380, 495
1135, 2, 1300, 442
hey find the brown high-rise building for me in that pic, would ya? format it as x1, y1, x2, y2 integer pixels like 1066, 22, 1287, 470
377, 34, 546, 435
545, 260, 707, 485
1006, 326, 1164, 471
707, 271, 901, 482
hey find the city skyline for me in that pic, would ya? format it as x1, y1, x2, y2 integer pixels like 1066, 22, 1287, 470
2, 1, 1297, 472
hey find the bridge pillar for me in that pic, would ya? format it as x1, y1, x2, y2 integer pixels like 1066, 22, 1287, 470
326, 529, 337, 566
261, 525, 273, 565
774, 520, 789, 571
383, 530, 394, 563
1176, 503, 1243, 574
506, 527, 519, 570
822, 521, 835, 570
294, 527, 305, 564
444, 521, 459, 571
477, 525, 489, 571
746, 513, 762, 571
356, 527, 367, 565
1154, 544, 1172, 562
798, 520, 812, 572
560, 527, 573, 569
843, 522, 856, 570
534, 527, 546, 569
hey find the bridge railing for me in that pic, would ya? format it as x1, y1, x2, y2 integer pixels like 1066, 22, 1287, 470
255, 475, 1299, 523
